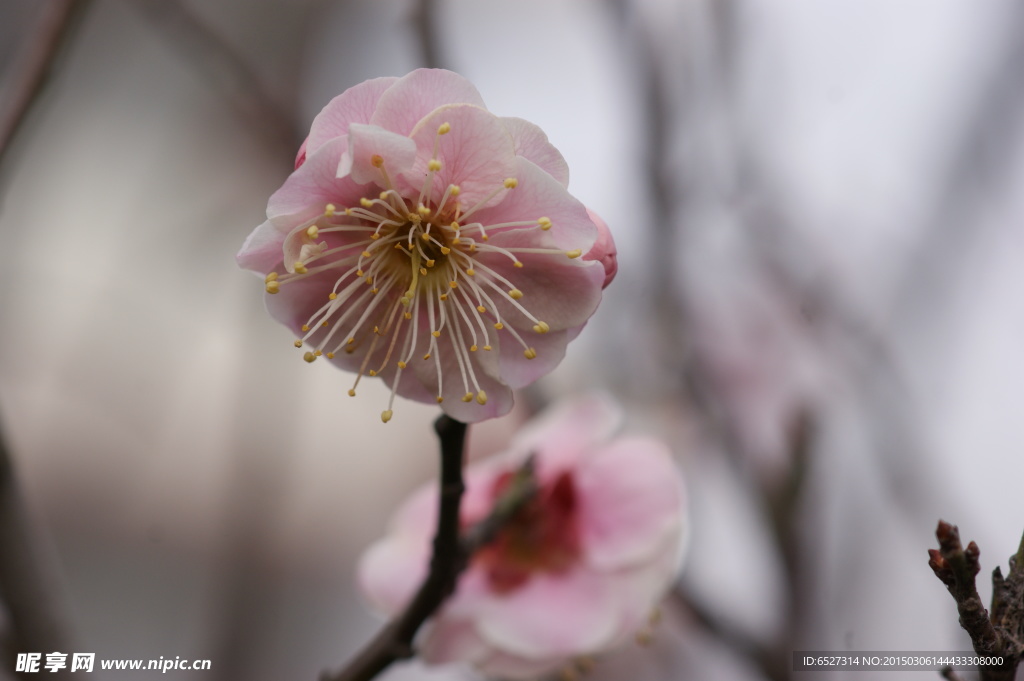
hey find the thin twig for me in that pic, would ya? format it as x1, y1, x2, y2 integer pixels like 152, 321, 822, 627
669, 588, 787, 681
321, 416, 468, 681
128, 0, 301, 161
928, 521, 1024, 681
410, 0, 443, 69
0, 0, 92, 173
320, 427, 539, 681
0, 416, 73, 678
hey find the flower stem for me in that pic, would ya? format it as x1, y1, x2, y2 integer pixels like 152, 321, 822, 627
321, 415, 468, 681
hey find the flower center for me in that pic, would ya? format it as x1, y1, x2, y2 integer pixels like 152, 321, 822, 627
473, 470, 581, 594
263, 123, 583, 422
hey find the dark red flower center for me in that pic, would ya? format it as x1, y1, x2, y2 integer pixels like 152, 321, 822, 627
472, 469, 581, 594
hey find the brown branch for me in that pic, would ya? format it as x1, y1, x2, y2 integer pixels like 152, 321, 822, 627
0, 0, 92, 173
928, 521, 1024, 681
669, 588, 787, 681
128, 0, 301, 161
321, 422, 539, 681
0, 416, 73, 679
410, 0, 443, 69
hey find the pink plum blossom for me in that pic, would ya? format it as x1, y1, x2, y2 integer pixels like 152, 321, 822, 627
237, 70, 616, 423
358, 395, 686, 678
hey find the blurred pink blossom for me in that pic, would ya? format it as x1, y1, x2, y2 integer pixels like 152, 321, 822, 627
238, 70, 615, 423
358, 395, 686, 678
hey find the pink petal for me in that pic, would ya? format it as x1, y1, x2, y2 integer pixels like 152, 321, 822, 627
294, 137, 308, 169
340, 123, 418, 185
471, 157, 597, 252
583, 208, 617, 288
502, 117, 569, 188
370, 69, 486, 136
403, 103, 518, 209
476, 650, 568, 679
473, 568, 619, 658
510, 394, 623, 471
576, 437, 685, 570
266, 137, 365, 226
306, 76, 399, 154
236, 219, 285, 273
480, 227, 605, 332
357, 534, 429, 616
495, 327, 577, 391
419, 618, 491, 666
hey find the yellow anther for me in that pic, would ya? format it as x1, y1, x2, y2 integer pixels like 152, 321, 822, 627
418, 205, 431, 216
293, 340, 303, 348
379, 191, 389, 200
440, 246, 451, 255
513, 261, 523, 268
476, 391, 488, 405
265, 272, 279, 283
371, 233, 381, 240
452, 237, 461, 245
371, 154, 384, 168
314, 350, 322, 356
419, 267, 428, 276
381, 410, 393, 423
394, 243, 403, 250
301, 324, 310, 332
466, 268, 476, 276
326, 352, 335, 359
470, 344, 478, 352
462, 392, 473, 402
397, 361, 407, 369
494, 322, 504, 330
504, 178, 518, 189
372, 288, 379, 294
538, 217, 552, 230
368, 370, 377, 376
329, 292, 338, 300
450, 281, 458, 289
265, 281, 280, 294
477, 305, 486, 313
294, 262, 308, 274
439, 293, 449, 301
325, 203, 336, 217
523, 348, 537, 359
428, 159, 442, 172
348, 388, 356, 397
303, 351, 316, 363
435, 396, 444, 404
404, 312, 412, 319
450, 221, 460, 230
361, 250, 372, 258
360, 198, 373, 208
566, 249, 583, 259
365, 276, 373, 284
321, 321, 329, 327
423, 353, 431, 360
357, 269, 365, 276
431, 330, 441, 338
426, 259, 435, 267
509, 289, 523, 300
373, 326, 380, 334
450, 185, 460, 195
306, 225, 319, 239
483, 345, 492, 351
437, 122, 451, 135
533, 321, 550, 334
469, 243, 477, 252
347, 338, 355, 345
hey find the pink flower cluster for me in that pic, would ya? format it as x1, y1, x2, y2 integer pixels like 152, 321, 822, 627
237, 70, 616, 423
358, 396, 686, 678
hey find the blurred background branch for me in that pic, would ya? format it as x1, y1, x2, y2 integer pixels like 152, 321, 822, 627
0, 0, 92, 178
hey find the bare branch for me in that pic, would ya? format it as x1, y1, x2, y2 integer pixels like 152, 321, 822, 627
0, 0, 92, 173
